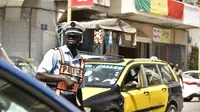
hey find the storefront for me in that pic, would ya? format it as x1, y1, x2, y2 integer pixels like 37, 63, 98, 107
152, 27, 187, 70
126, 21, 187, 70
152, 27, 172, 62
78, 18, 187, 70
79, 18, 137, 58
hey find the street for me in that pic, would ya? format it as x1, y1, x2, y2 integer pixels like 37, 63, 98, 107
182, 98, 200, 112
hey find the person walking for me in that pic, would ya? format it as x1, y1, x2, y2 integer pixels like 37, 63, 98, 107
173, 64, 183, 88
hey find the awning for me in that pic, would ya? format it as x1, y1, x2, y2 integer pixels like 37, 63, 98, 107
80, 18, 136, 34
137, 36, 152, 43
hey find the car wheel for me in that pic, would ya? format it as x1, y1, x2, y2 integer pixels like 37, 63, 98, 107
166, 104, 177, 112
184, 97, 193, 102
103, 103, 119, 112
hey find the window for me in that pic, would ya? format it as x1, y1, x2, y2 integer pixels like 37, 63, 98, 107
0, 78, 55, 112
124, 65, 140, 86
159, 64, 175, 83
143, 64, 161, 86
84, 64, 124, 87
122, 65, 141, 90
188, 73, 200, 79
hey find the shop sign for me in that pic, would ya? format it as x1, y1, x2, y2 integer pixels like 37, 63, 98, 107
94, 30, 104, 44
153, 27, 171, 43
41, 24, 47, 30
72, 0, 94, 7
123, 34, 132, 47
119, 33, 135, 48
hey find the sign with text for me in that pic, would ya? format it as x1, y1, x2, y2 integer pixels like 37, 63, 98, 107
72, 0, 94, 7
153, 27, 171, 44
41, 24, 47, 30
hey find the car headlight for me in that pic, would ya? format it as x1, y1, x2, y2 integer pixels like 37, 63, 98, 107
84, 107, 91, 112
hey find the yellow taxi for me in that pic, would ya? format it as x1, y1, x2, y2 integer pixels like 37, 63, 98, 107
83, 57, 183, 112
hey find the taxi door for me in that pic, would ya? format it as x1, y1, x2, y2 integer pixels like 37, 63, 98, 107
147, 85, 168, 112
120, 64, 151, 112
142, 64, 168, 112
121, 88, 150, 112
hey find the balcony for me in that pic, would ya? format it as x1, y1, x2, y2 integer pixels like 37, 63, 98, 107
108, 0, 199, 29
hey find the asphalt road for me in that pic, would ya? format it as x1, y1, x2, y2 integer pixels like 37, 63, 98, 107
182, 98, 200, 112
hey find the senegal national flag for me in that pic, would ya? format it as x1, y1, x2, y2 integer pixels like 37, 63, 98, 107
135, 0, 184, 20
135, 0, 168, 16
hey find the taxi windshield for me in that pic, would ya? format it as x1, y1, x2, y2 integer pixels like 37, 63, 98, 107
84, 64, 124, 87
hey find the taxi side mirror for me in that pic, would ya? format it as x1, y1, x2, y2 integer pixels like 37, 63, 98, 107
112, 84, 121, 93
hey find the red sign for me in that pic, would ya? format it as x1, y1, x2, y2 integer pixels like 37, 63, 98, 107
72, 0, 94, 7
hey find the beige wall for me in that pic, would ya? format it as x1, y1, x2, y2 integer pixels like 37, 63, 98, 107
5, 8, 21, 22
174, 29, 186, 45
108, 0, 137, 15
108, 0, 121, 15
125, 21, 153, 38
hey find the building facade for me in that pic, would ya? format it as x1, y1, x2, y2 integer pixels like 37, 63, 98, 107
107, 0, 200, 71
0, 0, 199, 71
0, 0, 58, 63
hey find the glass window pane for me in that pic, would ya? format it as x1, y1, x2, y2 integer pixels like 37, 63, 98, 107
84, 64, 124, 87
143, 64, 161, 86
159, 64, 175, 83
0, 78, 55, 112
124, 65, 140, 85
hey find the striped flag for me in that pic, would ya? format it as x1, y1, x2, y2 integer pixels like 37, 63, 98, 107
135, 0, 184, 20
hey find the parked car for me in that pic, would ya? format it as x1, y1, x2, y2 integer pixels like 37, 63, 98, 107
10, 56, 36, 77
182, 70, 200, 79
182, 70, 200, 101
0, 58, 81, 112
83, 57, 183, 112
0, 44, 14, 65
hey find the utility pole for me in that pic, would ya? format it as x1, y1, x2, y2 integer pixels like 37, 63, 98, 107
199, 10, 200, 70
199, 42, 200, 70
67, 0, 72, 22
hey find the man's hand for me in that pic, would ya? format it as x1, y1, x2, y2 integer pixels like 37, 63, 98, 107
63, 76, 74, 89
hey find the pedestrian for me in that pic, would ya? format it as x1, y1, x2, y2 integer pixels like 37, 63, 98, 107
173, 64, 183, 88
36, 21, 85, 111
170, 63, 175, 70
173, 64, 182, 78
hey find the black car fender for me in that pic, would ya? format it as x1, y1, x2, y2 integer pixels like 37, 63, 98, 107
83, 85, 124, 112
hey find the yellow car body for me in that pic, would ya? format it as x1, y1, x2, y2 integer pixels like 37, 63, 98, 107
83, 58, 183, 112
